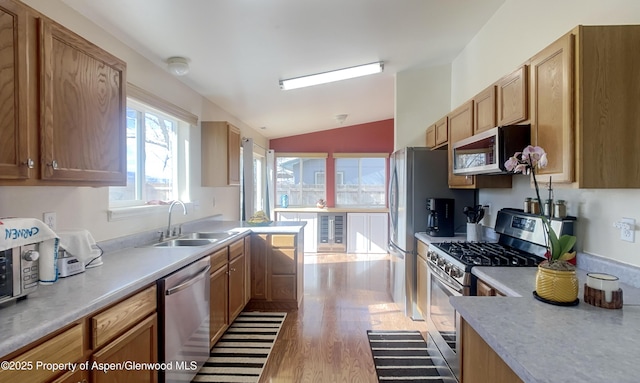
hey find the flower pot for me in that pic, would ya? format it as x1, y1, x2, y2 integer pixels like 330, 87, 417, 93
535, 262, 579, 303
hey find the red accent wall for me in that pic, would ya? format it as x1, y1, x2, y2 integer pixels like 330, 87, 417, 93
269, 119, 394, 207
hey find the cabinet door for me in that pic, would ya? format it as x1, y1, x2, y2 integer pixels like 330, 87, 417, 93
228, 253, 245, 322
473, 85, 497, 134
347, 213, 367, 253
448, 101, 475, 188
498, 65, 528, 126
297, 212, 318, 253
91, 314, 158, 383
530, 32, 575, 184
227, 123, 241, 185
435, 116, 448, 146
416, 253, 428, 318
210, 265, 228, 347
244, 235, 251, 305
250, 234, 268, 300
426, 125, 436, 148
0, 0, 31, 180
476, 279, 496, 296
368, 213, 388, 253
51, 368, 86, 383
40, 19, 126, 184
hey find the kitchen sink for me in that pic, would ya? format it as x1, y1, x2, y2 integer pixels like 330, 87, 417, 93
179, 231, 240, 240
150, 239, 215, 247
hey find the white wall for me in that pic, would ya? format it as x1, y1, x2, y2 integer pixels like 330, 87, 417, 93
450, 0, 640, 265
395, 64, 451, 150
0, 0, 268, 242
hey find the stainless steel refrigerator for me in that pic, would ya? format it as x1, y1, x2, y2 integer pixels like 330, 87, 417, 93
388, 147, 475, 319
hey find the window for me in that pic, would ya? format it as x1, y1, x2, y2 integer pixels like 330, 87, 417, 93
335, 155, 387, 207
109, 99, 187, 207
276, 154, 327, 207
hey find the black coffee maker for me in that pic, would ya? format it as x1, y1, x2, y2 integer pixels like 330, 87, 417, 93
426, 198, 455, 237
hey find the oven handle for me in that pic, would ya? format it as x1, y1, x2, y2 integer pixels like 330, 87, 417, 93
428, 263, 464, 295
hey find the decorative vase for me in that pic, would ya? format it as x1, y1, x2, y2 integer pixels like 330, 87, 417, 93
316, 199, 326, 208
535, 261, 579, 303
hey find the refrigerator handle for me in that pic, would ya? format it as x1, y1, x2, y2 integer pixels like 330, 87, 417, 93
388, 241, 406, 257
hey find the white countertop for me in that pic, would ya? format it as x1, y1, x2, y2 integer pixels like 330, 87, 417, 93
452, 266, 640, 382
0, 221, 304, 358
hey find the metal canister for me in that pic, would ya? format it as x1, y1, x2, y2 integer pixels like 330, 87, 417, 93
530, 199, 540, 214
524, 197, 532, 213
554, 200, 567, 218
544, 199, 553, 217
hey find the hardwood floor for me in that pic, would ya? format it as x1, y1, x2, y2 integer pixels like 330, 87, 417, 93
260, 253, 428, 382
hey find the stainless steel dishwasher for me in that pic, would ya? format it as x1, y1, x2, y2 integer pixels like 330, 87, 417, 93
158, 256, 210, 383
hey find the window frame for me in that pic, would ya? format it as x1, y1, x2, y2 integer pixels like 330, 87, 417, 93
333, 153, 388, 208
275, 152, 328, 208
108, 84, 197, 220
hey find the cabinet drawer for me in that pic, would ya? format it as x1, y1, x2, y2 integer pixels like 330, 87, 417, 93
92, 285, 157, 349
229, 238, 244, 260
0, 323, 84, 383
271, 234, 295, 248
271, 248, 295, 274
210, 247, 229, 272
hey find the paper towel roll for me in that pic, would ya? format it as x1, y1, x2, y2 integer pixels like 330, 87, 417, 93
38, 238, 59, 284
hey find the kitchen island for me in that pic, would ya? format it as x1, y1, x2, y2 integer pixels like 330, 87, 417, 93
453, 266, 640, 383
0, 220, 305, 362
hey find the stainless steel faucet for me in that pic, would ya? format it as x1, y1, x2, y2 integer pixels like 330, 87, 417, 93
166, 200, 187, 238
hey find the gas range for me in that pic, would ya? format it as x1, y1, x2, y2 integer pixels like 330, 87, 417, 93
426, 208, 575, 295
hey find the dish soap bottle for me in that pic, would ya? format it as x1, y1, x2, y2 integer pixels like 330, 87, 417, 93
280, 194, 289, 208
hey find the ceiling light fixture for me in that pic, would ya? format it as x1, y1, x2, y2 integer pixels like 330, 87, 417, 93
279, 61, 384, 90
167, 56, 190, 76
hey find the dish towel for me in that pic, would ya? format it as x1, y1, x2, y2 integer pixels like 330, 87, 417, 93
0, 218, 60, 284
57, 229, 103, 268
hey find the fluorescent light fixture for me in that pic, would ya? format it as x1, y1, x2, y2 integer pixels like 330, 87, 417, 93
279, 61, 384, 90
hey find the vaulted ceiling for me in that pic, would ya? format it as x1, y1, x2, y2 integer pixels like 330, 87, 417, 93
61, 0, 505, 138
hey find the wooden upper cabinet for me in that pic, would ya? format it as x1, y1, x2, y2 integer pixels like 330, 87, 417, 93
201, 121, 241, 186
426, 125, 436, 148
473, 85, 497, 134
0, 0, 31, 180
498, 65, 528, 126
576, 25, 640, 188
448, 101, 474, 188
40, 18, 127, 184
435, 116, 448, 147
530, 32, 574, 184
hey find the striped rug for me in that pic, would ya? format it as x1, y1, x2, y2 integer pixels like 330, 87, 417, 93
192, 312, 286, 383
367, 330, 451, 383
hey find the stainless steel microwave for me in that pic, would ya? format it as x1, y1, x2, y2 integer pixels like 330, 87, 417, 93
452, 125, 530, 175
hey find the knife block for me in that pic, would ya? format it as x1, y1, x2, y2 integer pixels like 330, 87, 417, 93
583, 284, 623, 309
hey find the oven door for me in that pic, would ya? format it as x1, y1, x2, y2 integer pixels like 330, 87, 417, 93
426, 262, 463, 381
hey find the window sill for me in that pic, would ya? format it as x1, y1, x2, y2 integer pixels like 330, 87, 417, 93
108, 203, 193, 221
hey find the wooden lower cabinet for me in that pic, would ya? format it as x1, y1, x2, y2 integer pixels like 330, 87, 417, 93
228, 252, 246, 322
0, 322, 84, 383
209, 236, 250, 348
1, 284, 158, 383
51, 368, 86, 383
476, 278, 505, 297
210, 262, 229, 347
248, 233, 303, 310
461, 319, 523, 383
416, 240, 429, 318
91, 314, 158, 383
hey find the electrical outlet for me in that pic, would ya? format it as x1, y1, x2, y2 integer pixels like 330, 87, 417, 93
43, 212, 56, 230
621, 217, 635, 243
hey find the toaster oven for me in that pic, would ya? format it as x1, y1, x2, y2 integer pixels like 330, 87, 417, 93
0, 244, 39, 306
